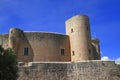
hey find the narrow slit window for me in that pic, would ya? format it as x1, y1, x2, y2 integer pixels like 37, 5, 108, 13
71, 28, 73, 33
72, 51, 75, 56
24, 48, 29, 56
61, 49, 65, 56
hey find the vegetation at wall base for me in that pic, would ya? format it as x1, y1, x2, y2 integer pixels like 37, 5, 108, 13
0, 45, 18, 80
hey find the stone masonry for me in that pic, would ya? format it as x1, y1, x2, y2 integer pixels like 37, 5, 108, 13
18, 61, 120, 80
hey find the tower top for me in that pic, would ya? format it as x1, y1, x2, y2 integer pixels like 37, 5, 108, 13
65, 14, 89, 26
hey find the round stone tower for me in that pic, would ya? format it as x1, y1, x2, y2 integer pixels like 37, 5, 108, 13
8, 28, 23, 53
66, 15, 93, 61
8, 28, 33, 62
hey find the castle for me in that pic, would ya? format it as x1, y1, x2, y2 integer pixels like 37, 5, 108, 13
0, 15, 120, 80
0, 15, 100, 62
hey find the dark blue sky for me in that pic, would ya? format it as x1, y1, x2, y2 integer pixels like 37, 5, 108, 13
0, 0, 120, 60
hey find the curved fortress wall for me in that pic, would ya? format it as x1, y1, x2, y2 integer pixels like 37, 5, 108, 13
66, 15, 93, 61
25, 32, 71, 62
8, 28, 71, 62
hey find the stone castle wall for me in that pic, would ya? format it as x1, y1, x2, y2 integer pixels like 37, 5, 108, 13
0, 29, 101, 62
0, 30, 71, 62
25, 32, 71, 62
18, 61, 120, 80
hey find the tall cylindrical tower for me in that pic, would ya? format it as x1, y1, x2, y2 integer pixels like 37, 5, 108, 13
66, 15, 93, 61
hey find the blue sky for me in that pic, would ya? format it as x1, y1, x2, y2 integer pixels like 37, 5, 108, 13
0, 0, 120, 61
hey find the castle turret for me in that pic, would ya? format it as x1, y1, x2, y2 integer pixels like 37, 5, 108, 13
91, 38, 101, 60
66, 15, 93, 61
8, 28, 23, 53
8, 28, 33, 62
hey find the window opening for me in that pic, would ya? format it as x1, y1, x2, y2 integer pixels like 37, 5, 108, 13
71, 28, 73, 33
24, 47, 29, 56
61, 49, 65, 56
72, 51, 75, 56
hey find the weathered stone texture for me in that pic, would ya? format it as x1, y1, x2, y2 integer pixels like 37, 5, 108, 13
18, 61, 120, 80
66, 15, 98, 61
25, 32, 71, 62
8, 28, 34, 62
